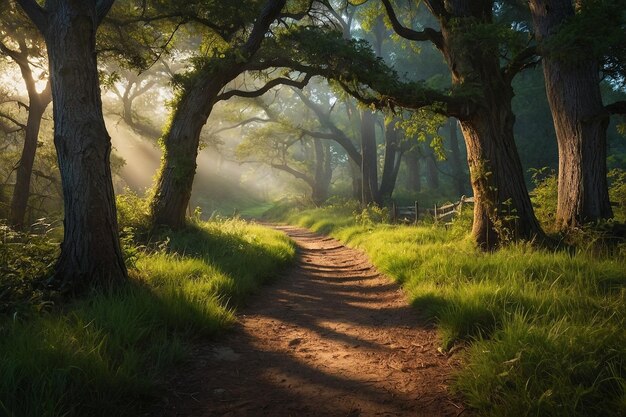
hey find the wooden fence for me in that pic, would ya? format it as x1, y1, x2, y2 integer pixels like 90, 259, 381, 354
391, 195, 475, 224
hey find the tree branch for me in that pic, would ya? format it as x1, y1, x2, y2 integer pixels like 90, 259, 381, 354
503, 46, 540, 82
96, 0, 116, 26
606, 101, 626, 115
212, 117, 272, 134
293, 89, 362, 166
216, 73, 313, 102
0, 41, 28, 66
0, 113, 26, 130
270, 163, 315, 187
380, 0, 443, 50
242, 0, 288, 56
15, 0, 47, 33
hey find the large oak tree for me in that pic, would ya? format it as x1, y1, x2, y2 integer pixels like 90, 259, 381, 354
17, 0, 127, 291
378, 0, 545, 248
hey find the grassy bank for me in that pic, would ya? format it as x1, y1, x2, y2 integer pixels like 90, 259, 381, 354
0, 219, 295, 417
273, 202, 626, 417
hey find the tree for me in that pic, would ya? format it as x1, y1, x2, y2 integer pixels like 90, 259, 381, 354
0, 0, 52, 229
528, 0, 626, 230
104, 62, 169, 139
375, 0, 545, 248
16, 0, 127, 291
148, 0, 318, 228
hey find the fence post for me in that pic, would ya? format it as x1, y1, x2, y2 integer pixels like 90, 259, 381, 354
458, 195, 465, 215
414, 201, 419, 224
391, 200, 397, 223
434, 204, 438, 223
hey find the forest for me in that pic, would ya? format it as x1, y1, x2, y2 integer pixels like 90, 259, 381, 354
1, 0, 625, 416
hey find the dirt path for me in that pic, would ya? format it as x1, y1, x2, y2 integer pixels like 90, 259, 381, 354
155, 225, 465, 417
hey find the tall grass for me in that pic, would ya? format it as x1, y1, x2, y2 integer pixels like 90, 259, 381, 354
0, 218, 295, 417
278, 204, 626, 417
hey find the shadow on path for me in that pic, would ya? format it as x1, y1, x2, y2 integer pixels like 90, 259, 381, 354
152, 225, 465, 417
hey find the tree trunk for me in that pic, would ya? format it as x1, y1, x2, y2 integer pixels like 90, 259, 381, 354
149, 0, 287, 228
360, 109, 379, 205
529, 0, 612, 229
405, 148, 421, 193
426, 150, 440, 190
149, 70, 218, 229
43, 1, 127, 290
311, 138, 331, 205
379, 118, 402, 201
448, 118, 467, 196
437, 0, 544, 249
122, 88, 134, 126
349, 159, 362, 200
9, 87, 50, 229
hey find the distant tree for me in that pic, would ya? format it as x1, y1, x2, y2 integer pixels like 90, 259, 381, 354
16, 0, 127, 291
103, 62, 169, 139
0, 1, 52, 229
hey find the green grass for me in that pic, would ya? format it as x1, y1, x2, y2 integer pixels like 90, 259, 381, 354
276, 204, 626, 417
0, 218, 295, 417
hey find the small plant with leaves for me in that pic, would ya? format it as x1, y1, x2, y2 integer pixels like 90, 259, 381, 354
354, 205, 390, 227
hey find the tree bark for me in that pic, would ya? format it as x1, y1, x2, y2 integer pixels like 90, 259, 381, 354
426, 150, 439, 190
360, 109, 379, 205
349, 159, 362, 200
405, 148, 422, 193
149, 70, 220, 229
9, 82, 51, 228
529, 0, 612, 229
379, 118, 402, 201
149, 0, 287, 228
31, 0, 127, 290
439, 0, 545, 248
311, 139, 331, 204
448, 118, 467, 196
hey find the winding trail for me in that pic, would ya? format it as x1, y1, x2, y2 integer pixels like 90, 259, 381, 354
156, 225, 465, 417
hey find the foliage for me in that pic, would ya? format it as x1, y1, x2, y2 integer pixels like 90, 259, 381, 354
529, 167, 558, 232
280, 205, 626, 417
396, 108, 447, 159
609, 169, 626, 223
543, 0, 626, 82
116, 189, 151, 232
0, 219, 295, 417
355, 204, 390, 226
0, 220, 58, 316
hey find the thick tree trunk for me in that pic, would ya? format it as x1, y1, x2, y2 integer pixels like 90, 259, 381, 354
529, 0, 612, 229
43, 1, 127, 290
405, 149, 421, 193
149, 0, 286, 228
9, 91, 50, 228
379, 119, 402, 201
448, 118, 467, 196
436, 0, 544, 248
360, 109, 379, 205
461, 103, 543, 247
149, 70, 218, 229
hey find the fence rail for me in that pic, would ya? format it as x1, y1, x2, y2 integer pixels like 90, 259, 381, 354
391, 195, 474, 224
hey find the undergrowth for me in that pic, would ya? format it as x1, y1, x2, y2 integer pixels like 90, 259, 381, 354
0, 206, 295, 417
272, 200, 626, 417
